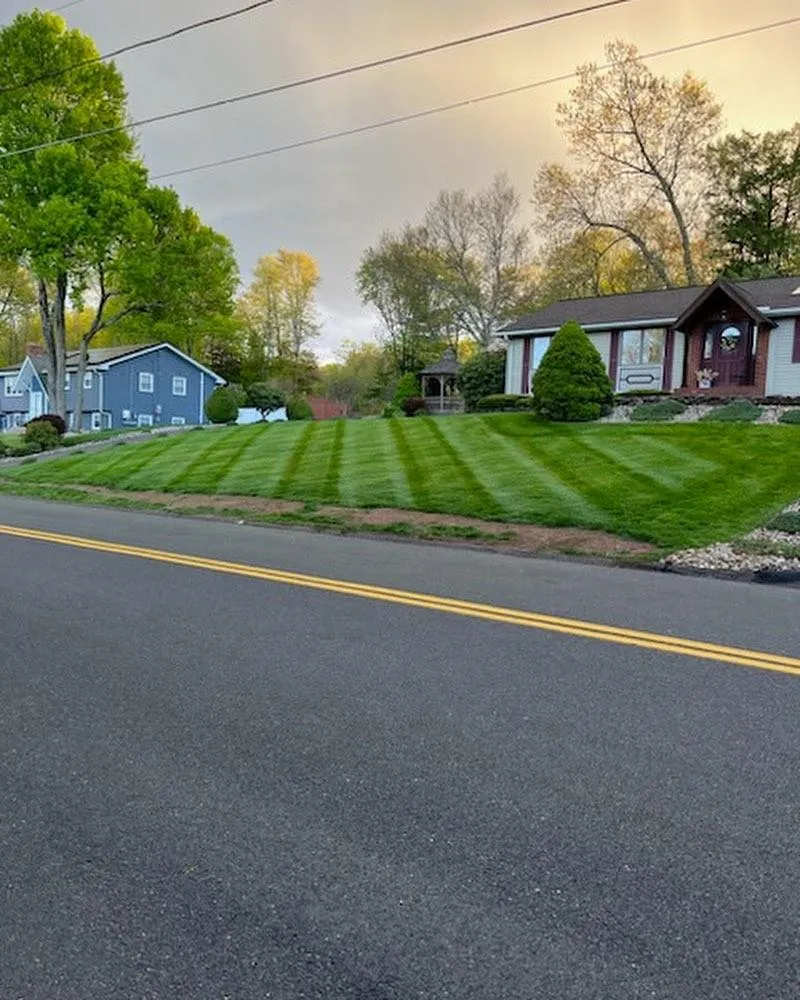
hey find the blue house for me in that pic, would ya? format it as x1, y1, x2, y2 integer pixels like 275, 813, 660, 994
0, 343, 225, 432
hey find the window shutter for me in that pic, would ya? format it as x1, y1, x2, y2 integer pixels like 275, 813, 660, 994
793, 317, 800, 364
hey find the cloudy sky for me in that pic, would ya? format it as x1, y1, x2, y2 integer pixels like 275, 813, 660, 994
4, 0, 800, 357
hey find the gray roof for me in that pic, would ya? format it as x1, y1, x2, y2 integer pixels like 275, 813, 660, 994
64, 344, 154, 366
502, 275, 800, 335
421, 348, 461, 376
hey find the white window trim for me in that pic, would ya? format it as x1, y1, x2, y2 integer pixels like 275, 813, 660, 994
137, 413, 154, 427
172, 376, 187, 397
171, 416, 186, 426
4, 376, 22, 397
91, 412, 102, 431
138, 372, 154, 393
83, 372, 93, 390
65, 373, 71, 390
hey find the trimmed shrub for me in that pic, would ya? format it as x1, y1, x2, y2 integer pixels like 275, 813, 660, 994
24, 420, 60, 451
401, 396, 427, 417
630, 399, 688, 422
9, 441, 43, 457
475, 394, 536, 412
457, 350, 506, 411
28, 413, 67, 436
701, 400, 762, 423
205, 386, 240, 424
286, 395, 313, 421
225, 382, 249, 407
532, 321, 613, 422
0, 440, 7, 458
779, 409, 800, 425
765, 512, 800, 533
393, 372, 421, 407
382, 403, 400, 419
247, 382, 287, 418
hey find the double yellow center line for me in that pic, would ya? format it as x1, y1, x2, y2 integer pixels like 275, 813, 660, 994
1, 522, 798, 678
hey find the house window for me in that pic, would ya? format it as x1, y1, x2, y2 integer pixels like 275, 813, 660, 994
65, 373, 71, 390
138, 372, 154, 393
171, 416, 186, 426
528, 336, 552, 391
83, 372, 93, 390
172, 376, 187, 397
622, 330, 665, 365
137, 413, 154, 427
91, 412, 102, 431
4, 376, 22, 397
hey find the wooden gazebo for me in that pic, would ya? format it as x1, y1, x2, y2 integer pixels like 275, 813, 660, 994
420, 349, 464, 414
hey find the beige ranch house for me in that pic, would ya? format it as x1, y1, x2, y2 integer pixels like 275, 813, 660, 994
501, 275, 800, 398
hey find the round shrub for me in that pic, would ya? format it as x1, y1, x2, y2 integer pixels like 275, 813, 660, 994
779, 409, 800, 425
701, 400, 762, 423
393, 372, 421, 407
476, 394, 536, 412
286, 395, 313, 421
629, 399, 687, 422
401, 396, 427, 417
24, 420, 60, 451
382, 403, 400, 419
532, 321, 613, 422
457, 350, 506, 411
29, 413, 67, 436
205, 386, 240, 424
247, 382, 286, 418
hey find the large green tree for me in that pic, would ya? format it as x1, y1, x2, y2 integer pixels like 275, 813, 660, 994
0, 11, 237, 423
0, 262, 37, 366
533, 41, 721, 288
708, 125, 800, 278
357, 226, 453, 374
0, 11, 135, 418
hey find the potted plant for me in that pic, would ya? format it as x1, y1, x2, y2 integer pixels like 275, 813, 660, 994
695, 368, 719, 389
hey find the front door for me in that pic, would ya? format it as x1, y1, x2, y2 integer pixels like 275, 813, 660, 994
28, 391, 44, 420
703, 321, 751, 387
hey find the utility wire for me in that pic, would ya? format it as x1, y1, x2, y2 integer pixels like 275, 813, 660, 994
0, 0, 635, 156
150, 16, 800, 181
53, 1, 93, 10
1, 0, 281, 95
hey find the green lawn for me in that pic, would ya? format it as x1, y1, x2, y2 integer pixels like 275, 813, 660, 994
2, 414, 799, 550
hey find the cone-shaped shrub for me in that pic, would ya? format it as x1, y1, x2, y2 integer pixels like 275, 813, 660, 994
532, 320, 613, 422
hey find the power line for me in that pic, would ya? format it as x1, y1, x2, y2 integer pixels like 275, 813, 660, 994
0, 0, 636, 156
150, 16, 800, 182
53, 1, 93, 10
1, 0, 282, 95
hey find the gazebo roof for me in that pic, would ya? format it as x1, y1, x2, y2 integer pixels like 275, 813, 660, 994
421, 348, 461, 376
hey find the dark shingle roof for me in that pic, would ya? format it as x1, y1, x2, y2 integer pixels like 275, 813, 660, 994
421, 348, 461, 376
64, 344, 153, 366
502, 275, 800, 335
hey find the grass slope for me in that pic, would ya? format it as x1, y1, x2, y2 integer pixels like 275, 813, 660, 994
3, 414, 799, 550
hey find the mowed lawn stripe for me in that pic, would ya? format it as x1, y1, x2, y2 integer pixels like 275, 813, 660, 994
337, 420, 414, 509
73, 436, 181, 489
479, 417, 608, 527
439, 416, 567, 521
161, 425, 266, 493
218, 422, 308, 496
523, 430, 670, 535
423, 419, 505, 520
323, 420, 346, 504
576, 427, 717, 492
389, 420, 430, 508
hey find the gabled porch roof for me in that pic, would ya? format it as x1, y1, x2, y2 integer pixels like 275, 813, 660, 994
673, 278, 777, 333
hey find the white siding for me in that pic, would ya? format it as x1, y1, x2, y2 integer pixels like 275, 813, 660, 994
588, 332, 611, 371
505, 338, 524, 395
671, 331, 686, 390
766, 319, 800, 396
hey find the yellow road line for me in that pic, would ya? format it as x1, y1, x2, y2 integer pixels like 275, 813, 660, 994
1, 522, 798, 678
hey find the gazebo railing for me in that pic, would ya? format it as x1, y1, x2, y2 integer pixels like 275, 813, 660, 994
424, 395, 465, 414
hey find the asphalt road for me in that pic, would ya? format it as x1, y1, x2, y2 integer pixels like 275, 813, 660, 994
1, 497, 799, 999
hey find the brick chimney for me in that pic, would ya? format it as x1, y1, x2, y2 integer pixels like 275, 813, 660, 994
26, 343, 45, 357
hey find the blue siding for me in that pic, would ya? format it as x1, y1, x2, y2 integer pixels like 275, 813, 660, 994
102, 347, 218, 428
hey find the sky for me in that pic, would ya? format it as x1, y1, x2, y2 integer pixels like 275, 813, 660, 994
3, 0, 800, 359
